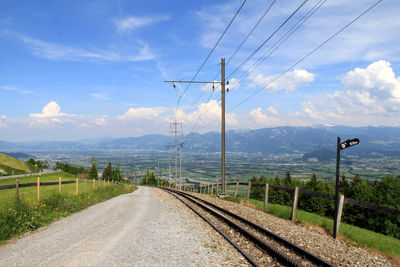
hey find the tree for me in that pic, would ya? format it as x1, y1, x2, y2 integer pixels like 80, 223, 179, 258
339, 173, 350, 196
140, 171, 157, 186
88, 163, 98, 180
269, 175, 284, 204
102, 162, 112, 181
112, 167, 123, 182
284, 171, 292, 186
300, 173, 330, 215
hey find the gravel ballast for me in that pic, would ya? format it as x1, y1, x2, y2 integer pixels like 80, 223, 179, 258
192, 192, 396, 267
0, 187, 247, 266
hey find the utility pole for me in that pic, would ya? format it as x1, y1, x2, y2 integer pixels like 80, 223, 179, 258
221, 58, 227, 195
180, 137, 183, 190
165, 58, 228, 196
157, 159, 160, 187
169, 122, 182, 189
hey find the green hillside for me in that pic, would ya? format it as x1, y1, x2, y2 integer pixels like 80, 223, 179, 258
0, 153, 31, 176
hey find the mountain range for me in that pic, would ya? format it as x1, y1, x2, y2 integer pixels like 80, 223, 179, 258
1, 126, 400, 157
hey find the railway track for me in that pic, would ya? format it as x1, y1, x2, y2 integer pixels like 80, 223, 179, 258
162, 187, 334, 267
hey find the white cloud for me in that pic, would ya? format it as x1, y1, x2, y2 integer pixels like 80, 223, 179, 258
267, 106, 278, 115
95, 118, 107, 126
300, 60, 400, 125
90, 92, 109, 101
29, 101, 69, 118
176, 100, 238, 128
201, 81, 220, 92
0, 85, 17, 91
250, 69, 314, 92
2, 31, 154, 62
114, 15, 169, 33
0, 115, 6, 128
118, 107, 168, 120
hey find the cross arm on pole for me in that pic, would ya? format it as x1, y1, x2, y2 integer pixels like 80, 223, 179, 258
164, 80, 221, 84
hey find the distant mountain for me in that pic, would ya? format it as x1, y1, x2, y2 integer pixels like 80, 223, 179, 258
1, 126, 400, 157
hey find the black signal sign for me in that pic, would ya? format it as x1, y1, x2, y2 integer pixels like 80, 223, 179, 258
340, 138, 359, 150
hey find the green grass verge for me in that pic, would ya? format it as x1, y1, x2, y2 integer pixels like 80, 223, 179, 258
0, 183, 137, 241
223, 196, 400, 257
0, 171, 75, 186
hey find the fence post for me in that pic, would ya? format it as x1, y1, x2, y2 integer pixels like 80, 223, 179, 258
246, 182, 252, 202
37, 177, 40, 201
264, 183, 269, 211
93, 179, 95, 191
16, 179, 19, 201
59, 176, 61, 193
208, 184, 210, 194
211, 184, 214, 194
85, 179, 87, 193
76, 178, 79, 195
333, 195, 345, 239
234, 182, 239, 198
291, 187, 299, 222
108, 179, 110, 186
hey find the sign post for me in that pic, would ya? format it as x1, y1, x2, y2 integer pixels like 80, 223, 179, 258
333, 137, 359, 239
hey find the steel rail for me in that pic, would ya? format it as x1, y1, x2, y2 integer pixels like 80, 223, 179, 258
178, 190, 334, 267
165, 187, 334, 267
162, 188, 259, 267
164, 188, 304, 267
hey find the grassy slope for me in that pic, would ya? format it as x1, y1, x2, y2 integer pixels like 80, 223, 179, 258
0, 153, 31, 173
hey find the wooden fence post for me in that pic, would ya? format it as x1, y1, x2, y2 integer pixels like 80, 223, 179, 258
58, 176, 61, 193
333, 195, 345, 239
76, 178, 79, 195
93, 179, 95, 191
246, 182, 252, 202
291, 187, 299, 222
211, 184, 214, 194
234, 182, 239, 198
16, 179, 19, 201
264, 183, 269, 211
37, 177, 40, 201
85, 179, 87, 193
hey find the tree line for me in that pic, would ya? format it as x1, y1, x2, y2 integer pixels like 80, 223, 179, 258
56, 160, 124, 182
249, 172, 400, 239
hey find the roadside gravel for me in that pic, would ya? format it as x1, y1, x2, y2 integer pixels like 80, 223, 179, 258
193, 192, 396, 267
0, 187, 247, 266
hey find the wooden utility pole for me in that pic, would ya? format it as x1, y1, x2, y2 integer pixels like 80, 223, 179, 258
221, 58, 226, 195
165, 58, 228, 196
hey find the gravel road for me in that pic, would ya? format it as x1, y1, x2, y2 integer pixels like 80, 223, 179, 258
0, 187, 246, 266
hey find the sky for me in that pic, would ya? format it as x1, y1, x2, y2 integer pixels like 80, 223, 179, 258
0, 0, 399, 141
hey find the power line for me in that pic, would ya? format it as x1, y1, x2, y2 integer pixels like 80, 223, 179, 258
174, 0, 248, 114
229, 0, 384, 112
229, 0, 327, 89
226, 0, 277, 66
227, 0, 309, 80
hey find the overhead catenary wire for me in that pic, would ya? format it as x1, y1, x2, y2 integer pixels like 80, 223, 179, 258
226, 0, 277, 66
228, 0, 384, 113
174, 0, 248, 118
227, 0, 310, 80
183, 0, 278, 140
229, 0, 327, 90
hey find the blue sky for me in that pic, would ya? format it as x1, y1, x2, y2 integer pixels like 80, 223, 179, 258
0, 0, 399, 141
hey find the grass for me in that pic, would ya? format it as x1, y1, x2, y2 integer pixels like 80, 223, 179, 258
0, 171, 75, 186
223, 195, 400, 258
0, 153, 31, 174
0, 176, 137, 241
